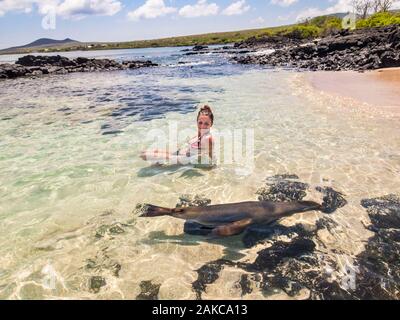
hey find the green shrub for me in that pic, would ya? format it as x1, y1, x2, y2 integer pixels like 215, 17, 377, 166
309, 15, 342, 28
302, 15, 342, 36
357, 12, 400, 28
256, 31, 272, 38
281, 25, 321, 39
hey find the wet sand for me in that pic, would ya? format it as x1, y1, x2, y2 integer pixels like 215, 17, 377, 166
306, 68, 400, 113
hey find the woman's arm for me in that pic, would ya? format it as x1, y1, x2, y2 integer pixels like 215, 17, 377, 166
208, 136, 213, 161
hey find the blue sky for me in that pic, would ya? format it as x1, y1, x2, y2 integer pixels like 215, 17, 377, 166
0, 0, 399, 49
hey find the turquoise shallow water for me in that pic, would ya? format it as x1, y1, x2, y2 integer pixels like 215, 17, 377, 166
0, 47, 399, 299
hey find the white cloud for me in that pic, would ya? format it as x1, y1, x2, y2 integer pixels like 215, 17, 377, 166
251, 16, 265, 24
57, 0, 122, 18
270, 0, 298, 7
127, 0, 176, 20
392, 0, 400, 9
296, 7, 326, 21
179, 0, 219, 18
0, 0, 35, 16
222, 0, 250, 16
296, 0, 354, 21
0, 0, 122, 18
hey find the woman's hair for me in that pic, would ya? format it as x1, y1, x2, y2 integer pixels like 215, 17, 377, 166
197, 105, 214, 124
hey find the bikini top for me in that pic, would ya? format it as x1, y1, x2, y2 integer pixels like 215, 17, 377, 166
186, 132, 213, 157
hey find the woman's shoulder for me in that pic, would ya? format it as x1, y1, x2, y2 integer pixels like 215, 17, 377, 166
202, 133, 214, 143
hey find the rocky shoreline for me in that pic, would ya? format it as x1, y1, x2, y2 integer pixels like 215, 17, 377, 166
0, 55, 158, 80
181, 45, 254, 56
233, 25, 400, 71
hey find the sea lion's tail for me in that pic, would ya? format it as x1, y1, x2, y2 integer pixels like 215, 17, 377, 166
140, 204, 181, 217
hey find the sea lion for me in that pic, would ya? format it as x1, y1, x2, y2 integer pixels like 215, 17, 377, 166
140, 200, 322, 237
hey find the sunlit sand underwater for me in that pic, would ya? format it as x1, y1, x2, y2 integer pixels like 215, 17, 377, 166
0, 48, 399, 299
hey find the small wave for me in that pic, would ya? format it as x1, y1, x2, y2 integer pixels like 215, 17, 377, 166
167, 61, 211, 68
249, 49, 276, 56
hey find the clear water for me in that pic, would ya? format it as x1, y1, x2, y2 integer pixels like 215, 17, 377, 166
0, 47, 399, 299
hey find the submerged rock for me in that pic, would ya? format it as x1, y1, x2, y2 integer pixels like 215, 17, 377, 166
94, 222, 125, 239
355, 194, 400, 299
242, 222, 315, 248
132, 203, 151, 216
256, 174, 309, 202
249, 238, 316, 272
176, 194, 211, 208
88, 276, 106, 293
192, 45, 208, 51
192, 259, 235, 300
316, 186, 348, 214
86, 257, 121, 278
238, 274, 254, 296
136, 280, 161, 300
361, 194, 400, 229
257, 254, 353, 300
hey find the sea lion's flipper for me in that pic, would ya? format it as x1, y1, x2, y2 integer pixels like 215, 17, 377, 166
211, 218, 253, 237
184, 221, 214, 236
141, 205, 183, 217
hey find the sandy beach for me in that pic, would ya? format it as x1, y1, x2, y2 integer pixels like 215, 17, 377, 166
306, 67, 400, 113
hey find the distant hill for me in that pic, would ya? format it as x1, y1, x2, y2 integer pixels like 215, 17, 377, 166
18, 38, 78, 48
330, 12, 350, 19
0, 38, 79, 54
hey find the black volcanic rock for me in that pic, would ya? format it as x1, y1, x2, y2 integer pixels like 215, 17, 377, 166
136, 280, 161, 300
16, 55, 76, 67
234, 35, 304, 50
192, 45, 208, 51
0, 55, 158, 80
232, 25, 400, 71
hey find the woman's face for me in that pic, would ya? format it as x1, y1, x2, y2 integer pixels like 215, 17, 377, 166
197, 115, 212, 131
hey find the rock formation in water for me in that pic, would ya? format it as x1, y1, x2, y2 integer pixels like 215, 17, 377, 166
181, 45, 253, 56
0, 55, 158, 80
233, 25, 400, 71
136, 280, 161, 300
234, 35, 305, 50
256, 174, 309, 202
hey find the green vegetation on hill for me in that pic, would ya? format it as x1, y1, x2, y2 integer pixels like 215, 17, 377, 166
357, 11, 400, 28
261, 16, 342, 40
35, 25, 294, 53
66, 16, 344, 51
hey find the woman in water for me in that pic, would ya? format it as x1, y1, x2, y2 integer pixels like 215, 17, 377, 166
140, 105, 215, 166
